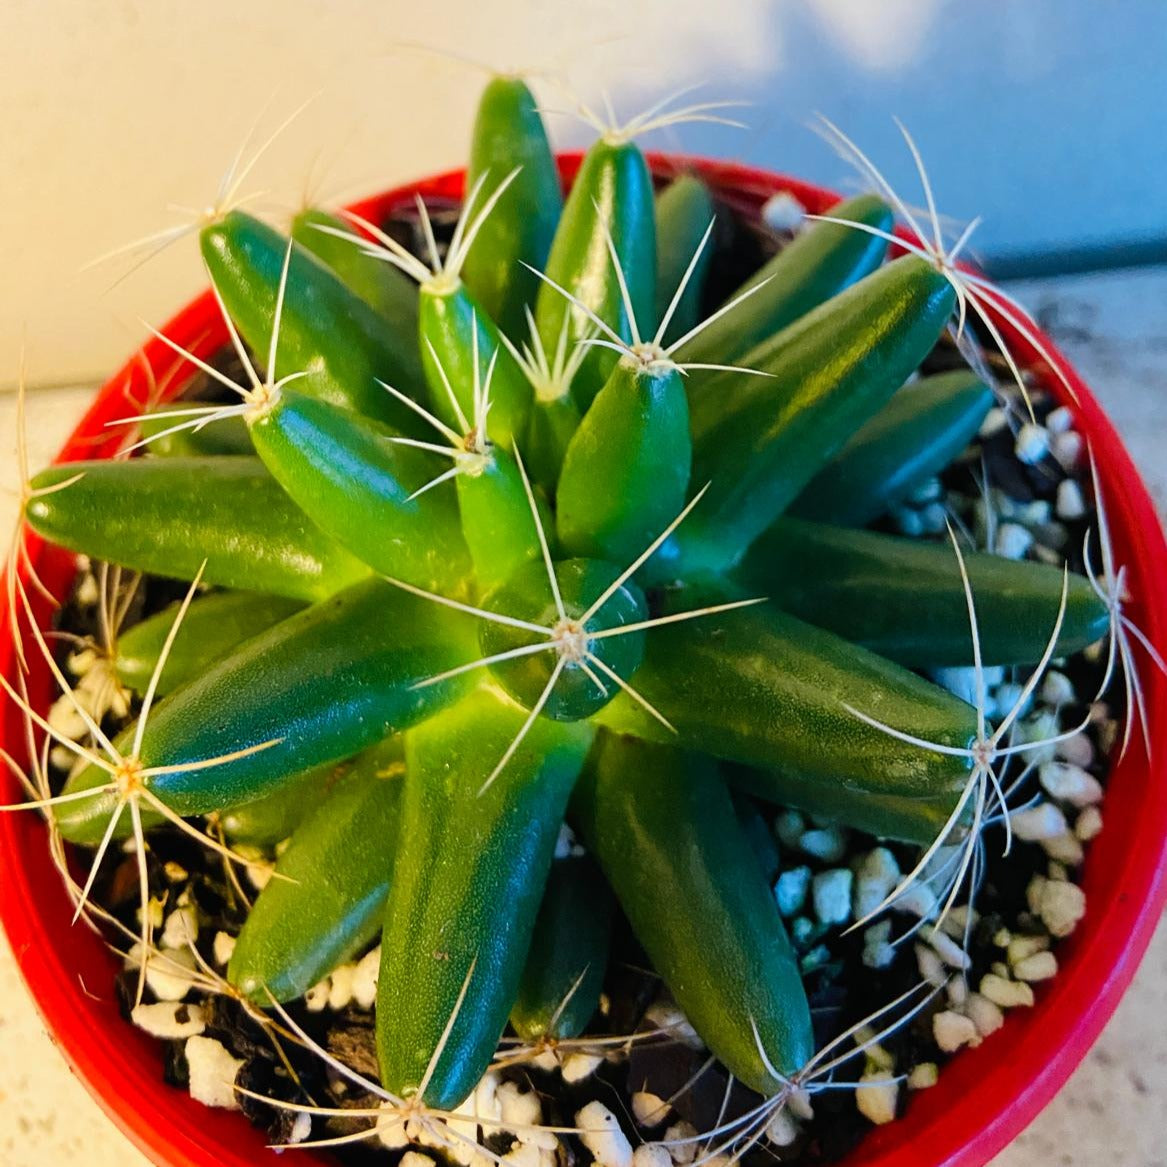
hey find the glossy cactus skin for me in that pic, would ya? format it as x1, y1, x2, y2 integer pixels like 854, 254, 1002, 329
20, 76, 1110, 1114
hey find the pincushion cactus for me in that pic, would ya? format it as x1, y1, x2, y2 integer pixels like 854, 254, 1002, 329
4, 77, 1140, 1155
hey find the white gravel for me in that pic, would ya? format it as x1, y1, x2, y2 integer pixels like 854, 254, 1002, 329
576, 1102, 632, 1167
184, 1035, 243, 1110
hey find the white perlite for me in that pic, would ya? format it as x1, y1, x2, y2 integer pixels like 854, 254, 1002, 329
852, 847, 900, 918
354, 945, 381, 1009
927, 928, 971, 970
1039, 762, 1103, 807
980, 974, 1035, 1009
1014, 423, 1049, 465
933, 1011, 979, 1052
161, 905, 199, 949
131, 1001, 206, 1039
812, 868, 853, 925
562, 1051, 604, 1083
964, 993, 1005, 1039
632, 1145, 673, 1167
212, 931, 236, 966
855, 1070, 899, 1125
995, 521, 1035, 559
1076, 806, 1104, 841
799, 827, 848, 863
663, 1122, 698, 1165
908, 1063, 939, 1090
577, 1102, 632, 1167
631, 1092, 668, 1127
761, 191, 805, 232
644, 1002, 703, 1050
1010, 802, 1069, 841
289, 1111, 313, 1145
400, 1153, 435, 1167
185, 1035, 244, 1109
764, 1109, 800, 1147
862, 920, 895, 969
774, 866, 811, 917
1014, 951, 1059, 982
1029, 876, 1087, 937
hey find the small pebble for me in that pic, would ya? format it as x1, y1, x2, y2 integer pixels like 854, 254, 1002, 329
401, 1153, 434, 1167
799, 827, 848, 864
212, 931, 236, 967
305, 980, 330, 1012
376, 1106, 410, 1149
185, 1035, 244, 1110
764, 1109, 799, 1146
662, 1122, 698, 1165
131, 1001, 206, 1039
1056, 732, 1096, 769
946, 976, 968, 1008
927, 928, 971, 970
1039, 762, 1103, 807
907, 476, 943, 505
761, 191, 805, 232
964, 993, 1005, 1038
1010, 802, 1069, 841
893, 882, 939, 920
633, 1146, 672, 1167
774, 867, 811, 917
979, 408, 1008, 439
852, 848, 900, 919
1007, 934, 1050, 965
562, 1052, 605, 1083
992, 682, 1031, 720
908, 1063, 939, 1090
289, 1111, 313, 1144
1076, 806, 1103, 841
1041, 671, 1076, 707
915, 943, 946, 988
1014, 423, 1050, 465
892, 506, 925, 538
790, 916, 816, 946
862, 921, 895, 970
644, 1002, 703, 1050
812, 869, 853, 925
1052, 430, 1083, 468
980, 974, 1035, 1009
1041, 831, 1085, 866
996, 522, 1034, 560
328, 963, 355, 1010
140, 946, 198, 1002
933, 1011, 979, 1052
855, 1070, 899, 1126
163, 861, 189, 883
631, 1092, 668, 1128
161, 905, 199, 950
1014, 951, 1058, 982
1046, 406, 1074, 434
774, 810, 805, 850
1034, 879, 1087, 937
353, 946, 380, 1009
1055, 478, 1087, 520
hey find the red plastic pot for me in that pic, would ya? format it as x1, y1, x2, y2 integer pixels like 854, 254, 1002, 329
2, 155, 1165, 1167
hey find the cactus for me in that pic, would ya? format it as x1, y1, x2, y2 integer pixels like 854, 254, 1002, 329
4, 79, 1146, 1156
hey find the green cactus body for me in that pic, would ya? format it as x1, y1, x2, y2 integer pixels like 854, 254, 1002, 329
17, 79, 1102, 1120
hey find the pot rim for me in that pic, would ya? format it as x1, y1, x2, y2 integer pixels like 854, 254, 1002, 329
1, 152, 1165, 1167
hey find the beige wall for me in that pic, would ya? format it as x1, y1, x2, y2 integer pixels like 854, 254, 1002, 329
2, 2, 1163, 391
0, 0, 785, 389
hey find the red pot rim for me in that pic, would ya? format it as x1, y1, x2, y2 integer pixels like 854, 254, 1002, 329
2, 153, 1165, 1167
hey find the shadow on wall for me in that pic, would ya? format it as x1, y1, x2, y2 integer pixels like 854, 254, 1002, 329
568, 0, 1164, 262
